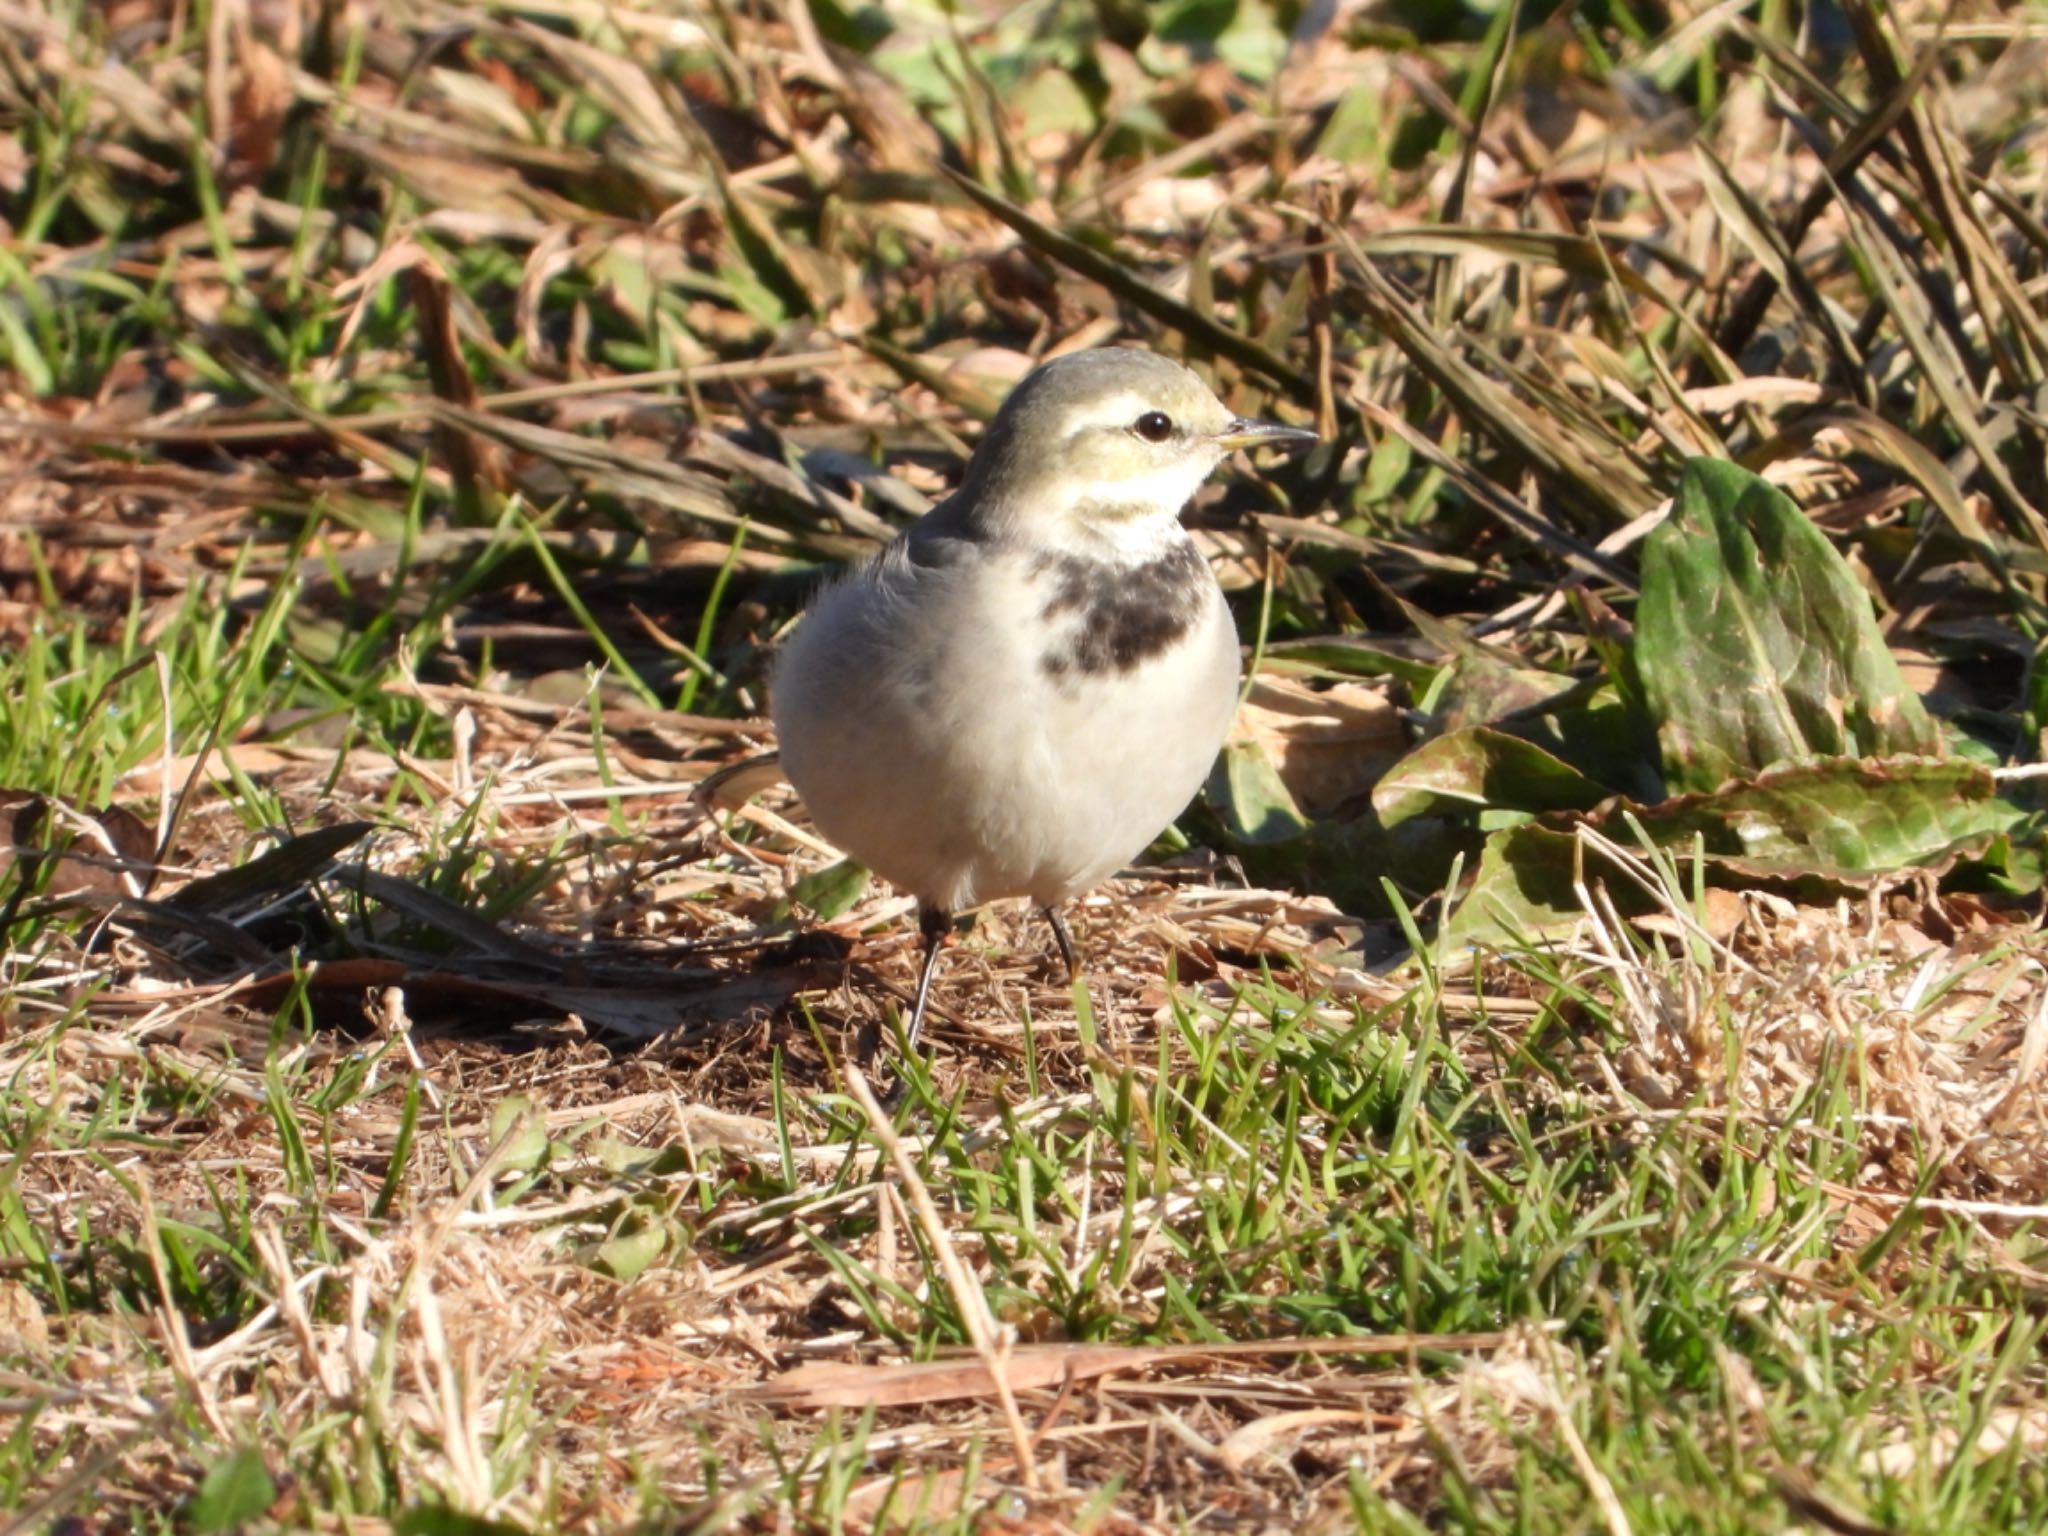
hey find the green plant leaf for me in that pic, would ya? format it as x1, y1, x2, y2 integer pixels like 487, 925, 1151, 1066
1259, 638, 1440, 690
1639, 458, 1941, 794
1963, 824, 2048, 895
1628, 756, 2022, 879
489, 1095, 548, 1175
1390, 598, 1574, 730
590, 1137, 691, 1177
1227, 812, 1469, 920
1373, 727, 1611, 828
597, 1213, 668, 1282
1434, 648, 1577, 731
1493, 690, 1670, 805
1442, 824, 1584, 950
189, 1446, 277, 1533
1207, 739, 1311, 845
1567, 587, 1658, 768
791, 857, 871, 918
1442, 756, 2029, 950
394, 1508, 533, 1536
1359, 429, 1411, 501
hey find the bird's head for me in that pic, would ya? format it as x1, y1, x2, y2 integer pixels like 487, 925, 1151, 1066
959, 350, 1317, 555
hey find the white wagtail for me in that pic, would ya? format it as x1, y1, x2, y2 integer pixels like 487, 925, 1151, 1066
772, 348, 1317, 1050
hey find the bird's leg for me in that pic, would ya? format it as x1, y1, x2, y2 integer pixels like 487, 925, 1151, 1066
1042, 905, 1082, 982
903, 905, 951, 1053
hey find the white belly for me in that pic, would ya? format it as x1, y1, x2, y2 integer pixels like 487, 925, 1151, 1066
773, 540, 1240, 913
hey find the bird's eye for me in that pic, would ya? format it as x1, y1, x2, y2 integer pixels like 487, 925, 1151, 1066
1133, 411, 1175, 443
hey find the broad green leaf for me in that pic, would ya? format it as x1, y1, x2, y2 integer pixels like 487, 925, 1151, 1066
1214, 1, 1290, 80
1224, 806, 1471, 920
803, 0, 892, 52
1965, 824, 2048, 896
791, 857, 871, 918
590, 1137, 690, 1177
395, 1507, 532, 1536
190, 1447, 277, 1533
1014, 70, 1096, 138
489, 1095, 548, 1174
1435, 649, 1577, 731
1207, 739, 1310, 845
1373, 728, 1610, 828
1393, 598, 1576, 730
1630, 756, 2022, 879
1443, 756, 2030, 950
1567, 587, 1657, 769
597, 1214, 668, 1282
1316, 85, 1385, 168
1639, 458, 1940, 794
1144, 0, 1291, 78
1493, 690, 1669, 805
1442, 825, 1584, 950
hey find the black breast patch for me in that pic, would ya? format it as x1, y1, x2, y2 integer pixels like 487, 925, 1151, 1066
1033, 540, 1213, 678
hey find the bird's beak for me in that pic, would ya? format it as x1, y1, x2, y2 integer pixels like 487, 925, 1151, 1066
1212, 418, 1320, 453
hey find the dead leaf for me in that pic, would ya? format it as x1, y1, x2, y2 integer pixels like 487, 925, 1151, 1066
224, 36, 291, 186
1631, 886, 1746, 943
0, 790, 157, 901
1230, 676, 1408, 815
0, 1281, 49, 1354
1217, 1408, 1382, 1473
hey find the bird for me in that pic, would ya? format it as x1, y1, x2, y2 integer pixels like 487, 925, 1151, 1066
771, 348, 1318, 1052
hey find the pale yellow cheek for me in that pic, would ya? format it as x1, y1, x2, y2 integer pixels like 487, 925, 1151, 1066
1065, 432, 1169, 484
